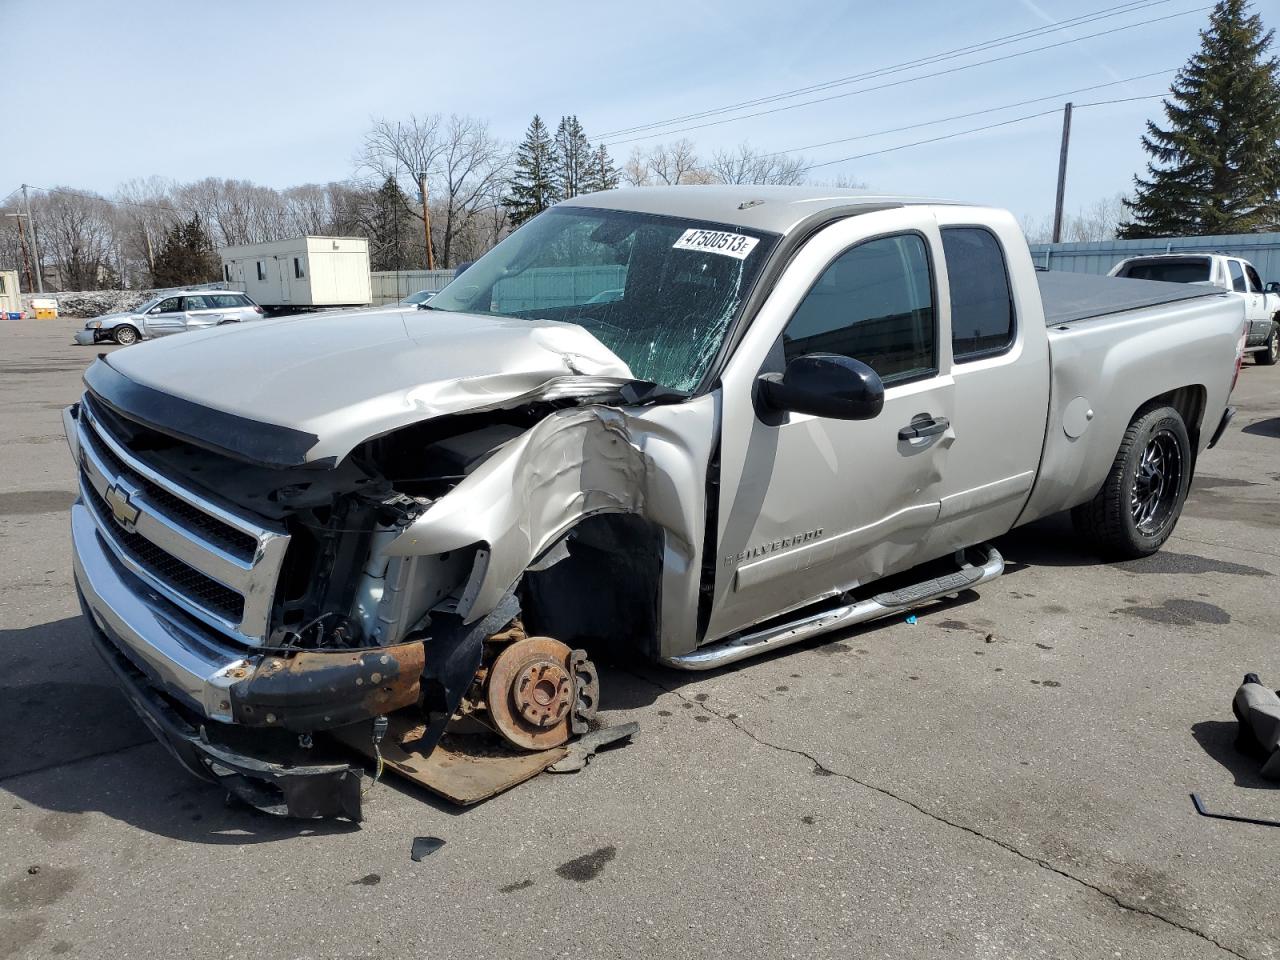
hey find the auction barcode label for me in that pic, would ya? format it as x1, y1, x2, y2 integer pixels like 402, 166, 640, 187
671, 229, 759, 260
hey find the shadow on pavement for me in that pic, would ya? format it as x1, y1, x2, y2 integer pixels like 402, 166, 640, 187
1190, 720, 1278, 790
1241, 417, 1280, 439
1, 616, 362, 843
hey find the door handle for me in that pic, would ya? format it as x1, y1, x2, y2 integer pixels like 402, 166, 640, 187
899, 416, 950, 441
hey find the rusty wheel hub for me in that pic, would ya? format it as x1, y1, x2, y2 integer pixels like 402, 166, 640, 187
485, 634, 598, 751
513, 658, 573, 728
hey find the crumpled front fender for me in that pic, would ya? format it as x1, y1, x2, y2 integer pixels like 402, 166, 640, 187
385, 396, 719, 659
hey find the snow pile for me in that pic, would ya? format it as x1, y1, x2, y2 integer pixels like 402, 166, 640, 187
21, 283, 234, 318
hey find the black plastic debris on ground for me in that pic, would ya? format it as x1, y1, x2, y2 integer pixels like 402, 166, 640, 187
1190, 793, 1280, 829
411, 836, 446, 861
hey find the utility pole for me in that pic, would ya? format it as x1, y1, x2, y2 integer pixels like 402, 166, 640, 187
21, 184, 45, 293
4, 213, 34, 293
418, 172, 435, 271
1051, 102, 1073, 245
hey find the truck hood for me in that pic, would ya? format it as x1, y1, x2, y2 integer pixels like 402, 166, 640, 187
90, 307, 635, 467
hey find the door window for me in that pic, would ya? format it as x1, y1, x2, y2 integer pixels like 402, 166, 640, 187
1245, 263, 1263, 293
783, 233, 935, 384
942, 227, 1015, 360
181, 296, 209, 311
154, 297, 182, 313
1229, 260, 1247, 292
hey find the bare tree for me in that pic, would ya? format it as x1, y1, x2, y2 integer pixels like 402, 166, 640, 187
283, 184, 335, 235
708, 143, 807, 185
33, 188, 117, 290
114, 176, 179, 284
622, 149, 653, 187
361, 113, 511, 267
1065, 193, 1127, 242
643, 139, 712, 185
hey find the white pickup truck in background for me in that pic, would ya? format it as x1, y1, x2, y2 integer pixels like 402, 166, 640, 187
1110, 252, 1280, 364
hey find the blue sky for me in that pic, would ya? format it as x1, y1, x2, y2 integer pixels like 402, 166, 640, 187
3, 0, 1231, 224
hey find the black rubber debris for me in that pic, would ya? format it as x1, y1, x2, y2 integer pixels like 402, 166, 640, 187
411, 836, 446, 861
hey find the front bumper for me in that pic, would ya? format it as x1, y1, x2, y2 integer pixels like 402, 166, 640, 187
73, 328, 102, 345
81, 591, 365, 819
71, 500, 422, 819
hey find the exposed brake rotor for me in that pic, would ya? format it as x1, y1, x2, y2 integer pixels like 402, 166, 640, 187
484, 634, 598, 751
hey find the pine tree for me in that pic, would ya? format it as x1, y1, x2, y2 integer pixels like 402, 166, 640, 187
366, 175, 416, 271
553, 115, 592, 200
150, 214, 219, 287
504, 115, 558, 227
582, 144, 621, 193
1119, 0, 1280, 238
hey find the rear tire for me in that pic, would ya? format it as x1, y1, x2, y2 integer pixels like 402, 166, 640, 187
111, 325, 140, 345
1256, 325, 1278, 365
1071, 405, 1191, 560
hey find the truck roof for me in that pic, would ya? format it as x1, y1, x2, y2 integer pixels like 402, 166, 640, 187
558, 185, 958, 236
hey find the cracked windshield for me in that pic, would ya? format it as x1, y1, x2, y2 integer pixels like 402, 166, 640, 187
428, 206, 778, 392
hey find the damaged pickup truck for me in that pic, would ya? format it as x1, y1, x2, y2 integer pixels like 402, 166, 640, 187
65, 186, 1246, 819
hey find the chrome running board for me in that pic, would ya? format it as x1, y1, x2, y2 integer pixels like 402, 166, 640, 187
663, 544, 1004, 671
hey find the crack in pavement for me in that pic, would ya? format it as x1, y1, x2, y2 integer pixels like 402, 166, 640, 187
0, 739, 155, 786
1170, 534, 1280, 561
630, 668, 1251, 960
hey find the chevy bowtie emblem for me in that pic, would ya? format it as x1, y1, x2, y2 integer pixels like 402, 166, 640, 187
104, 483, 141, 532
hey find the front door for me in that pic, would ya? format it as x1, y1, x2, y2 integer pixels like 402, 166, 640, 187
707, 209, 955, 641
144, 296, 186, 337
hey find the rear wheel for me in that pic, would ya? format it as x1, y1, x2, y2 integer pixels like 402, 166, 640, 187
1071, 405, 1191, 559
111, 325, 139, 345
1256, 325, 1278, 365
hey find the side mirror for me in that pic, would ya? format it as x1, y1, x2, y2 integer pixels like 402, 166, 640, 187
148, 307, 161, 314
758, 353, 885, 421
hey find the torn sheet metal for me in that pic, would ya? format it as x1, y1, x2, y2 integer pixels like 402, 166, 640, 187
96, 310, 636, 466
335, 715, 568, 806
386, 395, 718, 659
547, 722, 639, 773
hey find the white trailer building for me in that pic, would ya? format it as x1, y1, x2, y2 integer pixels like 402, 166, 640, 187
220, 237, 371, 310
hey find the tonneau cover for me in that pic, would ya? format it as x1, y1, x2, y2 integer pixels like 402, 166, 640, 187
1037, 270, 1224, 326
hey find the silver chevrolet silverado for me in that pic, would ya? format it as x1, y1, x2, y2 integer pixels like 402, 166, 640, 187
64, 186, 1245, 818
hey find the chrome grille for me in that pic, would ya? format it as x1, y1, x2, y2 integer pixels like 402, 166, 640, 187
76, 398, 290, 644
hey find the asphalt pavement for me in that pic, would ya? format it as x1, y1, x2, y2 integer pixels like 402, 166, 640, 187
2, 319, 1278, 959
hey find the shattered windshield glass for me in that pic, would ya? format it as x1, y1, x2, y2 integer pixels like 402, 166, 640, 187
428, 206, 779, 393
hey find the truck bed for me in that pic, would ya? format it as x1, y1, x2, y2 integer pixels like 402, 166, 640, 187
1037, 270, 1224, 326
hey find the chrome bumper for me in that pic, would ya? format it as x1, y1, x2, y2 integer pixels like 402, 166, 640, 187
71, 502, 255, 722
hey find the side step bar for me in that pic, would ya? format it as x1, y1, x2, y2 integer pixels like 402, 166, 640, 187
663, 544, 1004, 672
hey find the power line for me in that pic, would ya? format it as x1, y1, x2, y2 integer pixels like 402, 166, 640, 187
25, 184, 181, 214
600, 6, 1207, 148
759, 69, 1173, 160
593, 0, 1174, 140
799, 95, 1165, 171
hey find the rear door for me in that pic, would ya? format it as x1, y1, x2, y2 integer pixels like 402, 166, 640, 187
919, 212, 1048, 556
180, 295, 220, 331
144, 296, 186, 336
708, 209, 955, 640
